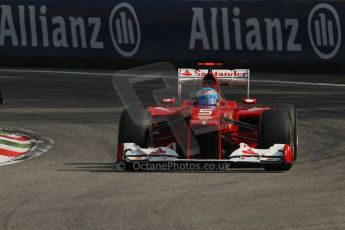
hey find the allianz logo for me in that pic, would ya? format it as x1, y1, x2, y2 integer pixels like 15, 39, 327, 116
308, 3, 341, 60
189, 3, 341, 59
0, 3, 141, 57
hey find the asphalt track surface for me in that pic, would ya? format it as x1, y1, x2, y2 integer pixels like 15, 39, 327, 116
0, 68, 344, 230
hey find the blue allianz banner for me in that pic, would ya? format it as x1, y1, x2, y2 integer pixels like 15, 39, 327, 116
0, 1, 344, 62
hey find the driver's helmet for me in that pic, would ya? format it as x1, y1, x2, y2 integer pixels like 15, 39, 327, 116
195, 87, 220, 106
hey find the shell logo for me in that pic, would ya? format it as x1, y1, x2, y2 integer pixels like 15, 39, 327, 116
228, 112, 233, 130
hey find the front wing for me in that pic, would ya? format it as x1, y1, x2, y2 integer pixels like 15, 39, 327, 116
119, 142, 293, 167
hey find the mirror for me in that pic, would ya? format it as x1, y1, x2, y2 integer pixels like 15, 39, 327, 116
161, 98, 176, 105
241, 98, 257, 104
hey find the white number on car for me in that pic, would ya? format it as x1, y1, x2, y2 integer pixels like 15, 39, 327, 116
198, 109, 213, 116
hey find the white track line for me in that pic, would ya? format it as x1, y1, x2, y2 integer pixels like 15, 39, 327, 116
251, 79, 345, 87
0, 68, 344, 87
0, 69, 114, 76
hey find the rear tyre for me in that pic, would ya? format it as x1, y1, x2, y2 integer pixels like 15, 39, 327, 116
260, 109, 293, 171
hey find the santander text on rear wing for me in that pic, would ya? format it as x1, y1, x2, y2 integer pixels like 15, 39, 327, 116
178, 68, 249, 83
177, 68, 251, 101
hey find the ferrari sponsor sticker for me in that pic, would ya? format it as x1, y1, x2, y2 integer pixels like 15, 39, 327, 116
0, 127, 54, 166
228, 112, 233, 130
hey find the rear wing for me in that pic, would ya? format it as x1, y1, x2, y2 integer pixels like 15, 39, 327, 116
177, 68, 250, 102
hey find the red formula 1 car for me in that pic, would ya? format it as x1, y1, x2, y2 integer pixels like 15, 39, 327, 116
117, 63, 298, 171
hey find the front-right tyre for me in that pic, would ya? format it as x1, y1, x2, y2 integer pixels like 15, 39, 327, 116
260, 107, 297, 171
117, 107, 153, 170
